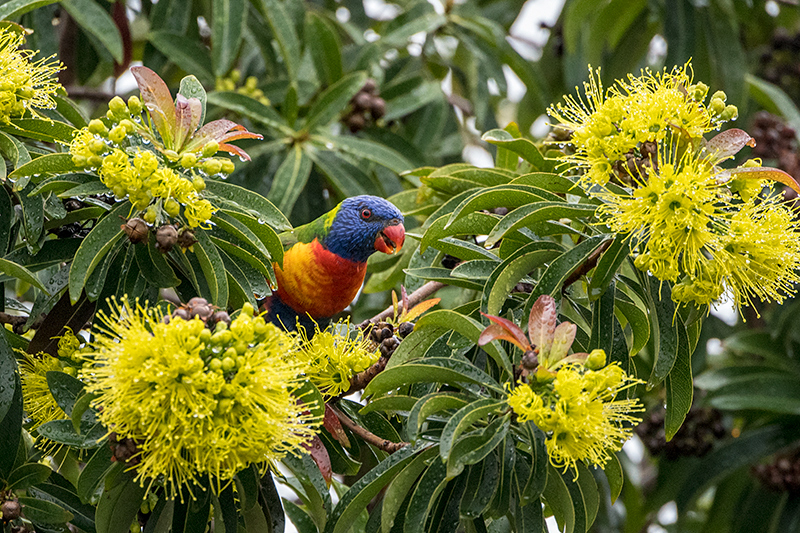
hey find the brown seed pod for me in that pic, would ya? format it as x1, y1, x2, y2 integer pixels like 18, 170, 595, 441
155, 224, 178, 253
177, 228, 198, 249
352, 92, 373, 112
346, 113, 366, 133
398, 322, 414, 338
2, 500, 21, 521
362, 79, 377, 94
121, 217, 149, 244
369, 97, 386, 119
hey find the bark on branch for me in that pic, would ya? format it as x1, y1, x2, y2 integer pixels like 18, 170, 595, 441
329, 404, 409, 454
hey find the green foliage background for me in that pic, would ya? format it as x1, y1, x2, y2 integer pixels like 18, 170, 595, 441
2, 0, 800, 532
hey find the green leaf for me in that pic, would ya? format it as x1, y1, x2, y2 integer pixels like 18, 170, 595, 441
664, 318, 692, 441
406, 392, 472, 442
212, 0, 247, 76
402, 458, 448, 533
178, 75, 207, 126
268, 144, 313, 213
305, 11, 343, 86
382, 446, 440, 533
587, 235, 629, 300
134, 238, 180, 288
8, 153, 76, 181
445, 186, 561, 229
303, 72, 367, 132
222, 209, 284, 265
204, 179, 290, 231
707, 375, 800, 415
68, 201, 129, 304
253, 0, 301, 82
588, 281, 615, 354
523, 235, 612, 320
95, 470, 147, 533
207, 91, 291, 135
365, 357, 503, 397
510, 173, 584, 196
0, 257, 49, 294
148, 31, 214, 82
27, 482, 97, 533
0, 367, 22, 478
312, 133, 413, 174
481, 242, 563, 317
308, 149, 372, 198
460, 453, 499, 519
439, 399, 506, 461
482, 129, 545, 169
484, 202, 593, 247
46, 370, 85, 416
54, 95, 89, 128
324, 443, 426, 533
0, 328, 17, 423
644, 274, 680, 387
0, 0, 58, 19
414, 310, 511, 375
60, 0, 123, 62
193, 229, 229, 307
172, 484, 211, 533
6, 119, 77, 144
37, 419, 105, 448
604, 454, 623, 504
446, 416, 510, 480
542, 464, 582, 533
420, 212, 499, 254
17, 496, 73, 525
6, 462, 52, 491
614, 291, 649, 357
71, 392, 97, 433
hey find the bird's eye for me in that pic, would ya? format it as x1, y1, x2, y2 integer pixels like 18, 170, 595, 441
361, 208, 372, 220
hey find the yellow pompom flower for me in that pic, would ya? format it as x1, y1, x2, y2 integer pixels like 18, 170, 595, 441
549, 63, 730, 187
19, 352, 67, 430
0, 27, 64, 123
296, 319, 380, 399
507, 361, 643, 479
84, 300, 318, 499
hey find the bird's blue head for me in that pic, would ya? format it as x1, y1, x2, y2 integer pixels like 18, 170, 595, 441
323, 195, 405, 263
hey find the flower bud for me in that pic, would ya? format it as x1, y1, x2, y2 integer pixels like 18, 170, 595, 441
163, 149, 179, 161
90, 139, 106, 153
221, 357, 236, 372
203, 158, 222, 175
109, 126, 127, 143
709, 98, 725, 115
127, 95, 142, 115
119, 119, 135, 134
143, 206, 158, 224
586, 349, 607, 370
108, 95, 128, 117
202, 140, 219, 157
192, 176, 206, 192
691, 82, 709, 101
2, 500, 21, 521
719, 104, 738, 121
220, 159, 235, 174
88, 155, 104, 168
164, 198, 180, 217
710, 90, 727, 102
180, 152, 197, 168
88, 118, 108, 135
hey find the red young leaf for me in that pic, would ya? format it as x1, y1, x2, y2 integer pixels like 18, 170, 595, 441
218, 143, 250, 161
323, 403, 350, 448
302, 435, 333, 485
528, 295, 557, 358
704, 128, 755, 162
480, 313, 530, 350
174, 94, 195, 151
722, 166, 800, 194
131, 66, 176, 148
478, 323, 530, 348
548, 321, 577, 365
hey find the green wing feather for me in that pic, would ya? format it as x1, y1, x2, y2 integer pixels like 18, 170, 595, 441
278, 203, 341, 251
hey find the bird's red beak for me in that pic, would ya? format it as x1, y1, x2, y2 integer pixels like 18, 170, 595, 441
375, 223, 405, 254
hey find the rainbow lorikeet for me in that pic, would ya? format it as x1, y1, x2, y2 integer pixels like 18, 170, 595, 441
264, 195, 405, 331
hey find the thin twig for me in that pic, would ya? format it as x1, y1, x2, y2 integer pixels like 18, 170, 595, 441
329, 404, 409, 454
367, 281, 446, 324
339, 354, 390, 398
562, 238, 613, 291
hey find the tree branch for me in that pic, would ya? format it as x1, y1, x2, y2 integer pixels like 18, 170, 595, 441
562, 238, 613, 291
329, 404, 409, 454
367, 281, 446, 324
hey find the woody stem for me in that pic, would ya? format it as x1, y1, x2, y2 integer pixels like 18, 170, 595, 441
329, 404, 409, 454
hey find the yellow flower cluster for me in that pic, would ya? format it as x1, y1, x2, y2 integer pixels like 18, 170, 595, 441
69, 131, 216, 227
19, 352, 66, 430
216, 70, 270, 105
549, 63, 734, 186
507, 359, 643, 478
295, 319, 380, 398
0, 27, 63, 123
84, 301, 318, 499
595, 143, 800, 309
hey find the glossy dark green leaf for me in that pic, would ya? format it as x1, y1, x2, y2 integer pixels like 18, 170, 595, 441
15, 182, 44, 253
439, 399, 506, 462
36, 419, 105, 448
253, 0, 300, 82
746, 74, 800, 142
313, 133, 412, 174
46, 370, 85, 416
445, 186, 561, 229
0, 369, 22, 478
304, 72, 367, 132
7, 153, 75, 181
365, 357, 503, 398
420, 212, 498, 253
604, 454, 623, 504
644, 274, 680, 388
0, 0, 58, 18
360, 395, 418, 416
481, 241, 563, 317
665, 317, 692, 441
587, 235, 629, 300
204, 179, 290, 231
61, 0, 123, 62
487, 435, 515, 518
542, 464, 581, 533
95, 470, 147, 533
6, 462, 52, 491
193, 228, 229, 307
17, 496, 73, 525
402, 456, 447, 533
0, 257, 49, 294
212, 0, 247, 76
405, 392, 472, 442
0, 327, 17, 423
305, 11, 343, 86
446, 416, 509, 480
172, 484, 211, 533
460, 453, 500, 519
482, 129, 545, 169
381, 446, 439, 533
77, 439, 114, 502
324, 443, 426, 533
68, 201, 129, 304
28, 482, 96, 533
207, 91, 291, 134
588, 281, 615, 355
134, 238, 180, 288
521, 422, 548, 504
268, 144, 313, 213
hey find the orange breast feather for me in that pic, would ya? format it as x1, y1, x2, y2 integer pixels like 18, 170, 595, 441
274, 239, 368, 319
